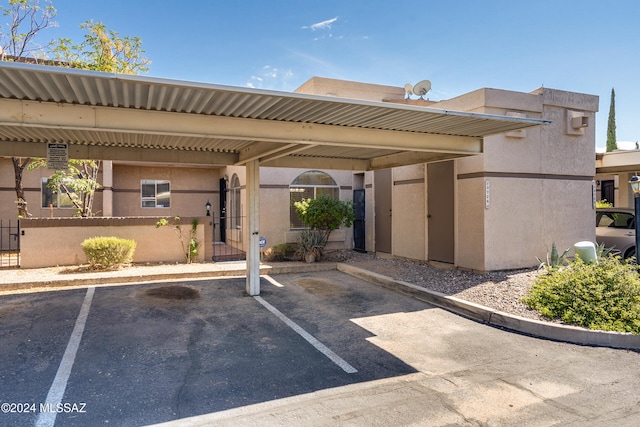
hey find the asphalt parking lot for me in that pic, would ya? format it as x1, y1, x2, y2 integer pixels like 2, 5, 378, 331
2, 270, 640, 426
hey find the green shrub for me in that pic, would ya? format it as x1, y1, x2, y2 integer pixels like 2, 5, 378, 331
522, 256, 640, 333
81, 236, 136, 270
264, 243, 297, 261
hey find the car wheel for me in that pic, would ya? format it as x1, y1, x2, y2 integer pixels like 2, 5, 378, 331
624, 247, 636, 261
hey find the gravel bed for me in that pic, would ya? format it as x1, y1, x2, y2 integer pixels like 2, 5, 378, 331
325, 250, 547, 322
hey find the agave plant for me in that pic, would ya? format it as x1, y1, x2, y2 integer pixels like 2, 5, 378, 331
537, 242, 570, 271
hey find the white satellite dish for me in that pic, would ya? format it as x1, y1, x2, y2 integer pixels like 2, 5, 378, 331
404, 83, 413, 99
413, 80, 431, 98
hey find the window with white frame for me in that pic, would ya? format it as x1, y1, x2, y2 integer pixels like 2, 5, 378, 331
289, 170, 339, 229
141, 180, 171, 208
41, 178, 74, 208
229, 174, 241, 228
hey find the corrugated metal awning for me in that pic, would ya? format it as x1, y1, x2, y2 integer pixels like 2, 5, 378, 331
0, 61, 550, 170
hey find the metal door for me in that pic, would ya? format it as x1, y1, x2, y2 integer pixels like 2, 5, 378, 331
353, 189, 365, 252
219, 177, 227, 242
601, 180, 615, 206
427, 161, 454, 263
374, 169, 392, 253
0, 219, 20, 268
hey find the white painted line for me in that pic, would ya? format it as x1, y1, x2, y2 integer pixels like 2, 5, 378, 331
261, 275, 284, 287
254, 295, 357, 374
36, 286, 95, 427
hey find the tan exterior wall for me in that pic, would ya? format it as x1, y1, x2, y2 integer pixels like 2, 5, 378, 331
295, 77, 405, 102
391, 165, 426, 260
112, 164, 220, 218
448, 88, 598, 270
20, 217, 206, 268
0, 157, 104, 219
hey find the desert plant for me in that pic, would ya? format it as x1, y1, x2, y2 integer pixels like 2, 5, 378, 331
264, 243, 297, 261
81, 236, 136, 270
156, 217, 200, 263
537, 242, 571, 271
294, 229, 324, 262
522, 255, 640, 333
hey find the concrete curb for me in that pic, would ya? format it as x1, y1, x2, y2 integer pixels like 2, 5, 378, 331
337, 263, 640, 351
0, 262, 338, 294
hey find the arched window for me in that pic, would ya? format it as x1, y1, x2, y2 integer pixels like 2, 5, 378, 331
290, 170, 339, 229
229, 174, 241, 228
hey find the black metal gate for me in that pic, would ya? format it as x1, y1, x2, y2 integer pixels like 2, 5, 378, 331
0, 219, 20, 268
353, 189, 366, 252
212, 214, 246, 262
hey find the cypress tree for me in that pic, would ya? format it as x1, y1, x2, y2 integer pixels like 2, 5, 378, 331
606, 88, 617, 152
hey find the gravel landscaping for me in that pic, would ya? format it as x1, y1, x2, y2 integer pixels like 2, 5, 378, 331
327, 250, 547, 322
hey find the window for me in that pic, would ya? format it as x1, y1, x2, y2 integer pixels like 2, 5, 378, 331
229, 174, 241, 228
141, 180, 170, 208
290, 170, 339, 229
41, 178, 74, 208
597, 211, 634, 229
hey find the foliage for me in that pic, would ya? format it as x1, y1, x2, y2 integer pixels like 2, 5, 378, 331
27, 158, 101, 217
606, 88, 617, 152
81, 236, 136, 270
595, 199, 613, 208
294, 229, 324, 262
522, 256, 640, 334
0, 0, 57, 59
1, 2, 150, 217
263, 243, 297, 261
51, 20, 150, 73
537, 242, 570, 271
156, 216, 200, 264
294, 195, 355, 250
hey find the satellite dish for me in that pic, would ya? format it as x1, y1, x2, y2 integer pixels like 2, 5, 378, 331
404, 83, 413, 99
413, 80, 431, 98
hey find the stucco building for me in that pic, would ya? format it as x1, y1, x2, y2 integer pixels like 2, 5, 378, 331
0, 65, 598, 276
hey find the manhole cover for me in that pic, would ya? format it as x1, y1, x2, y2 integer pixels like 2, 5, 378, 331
143, 285, 200, 300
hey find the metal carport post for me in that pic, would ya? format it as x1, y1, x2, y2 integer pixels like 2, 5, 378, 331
246, 159, 260, 296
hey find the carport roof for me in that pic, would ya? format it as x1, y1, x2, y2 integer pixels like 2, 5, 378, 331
0, 61, 550, 170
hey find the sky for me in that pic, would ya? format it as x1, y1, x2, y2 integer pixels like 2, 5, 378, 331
20, 0, 640, 150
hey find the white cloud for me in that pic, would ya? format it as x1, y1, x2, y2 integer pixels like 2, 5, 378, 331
302, 17, 338, 31
246, 65, 294, 90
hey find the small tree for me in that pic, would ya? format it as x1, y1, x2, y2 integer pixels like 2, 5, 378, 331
27, 158, 101, 217
294, 194, 355, 251
606, 88, 617, 152
51, 20, 150, 73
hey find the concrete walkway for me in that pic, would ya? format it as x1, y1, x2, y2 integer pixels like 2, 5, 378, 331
2, 260, 639, 350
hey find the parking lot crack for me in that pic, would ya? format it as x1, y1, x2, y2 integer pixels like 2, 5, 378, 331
175, 317, 206, 417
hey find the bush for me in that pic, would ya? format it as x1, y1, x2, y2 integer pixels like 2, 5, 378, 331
263, 243, 297, 261
522, 256, 640, 333
81, 236, 136, 270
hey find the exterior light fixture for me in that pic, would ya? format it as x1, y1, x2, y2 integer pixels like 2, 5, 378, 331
205, 200, 212, 217
629, 176, 640, 260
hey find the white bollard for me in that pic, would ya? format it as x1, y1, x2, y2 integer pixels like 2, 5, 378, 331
574, 241, 597, 264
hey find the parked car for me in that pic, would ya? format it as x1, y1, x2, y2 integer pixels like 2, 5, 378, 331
596, 208, 636, 259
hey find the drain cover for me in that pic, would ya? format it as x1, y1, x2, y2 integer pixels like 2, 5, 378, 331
144, 285, 200, 300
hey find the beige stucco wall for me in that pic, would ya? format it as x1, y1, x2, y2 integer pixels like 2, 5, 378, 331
391, 165, 426, 260
20, 217, 206, 268
450, 88, 598, 270
295, 77, 405, 102
112, 164, 220, 218
0, 157, 105, 219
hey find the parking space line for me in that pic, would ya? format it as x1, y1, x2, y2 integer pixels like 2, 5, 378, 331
254, 295, 357, 374
261, 275, 284, 287
36, 286, 95, 427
